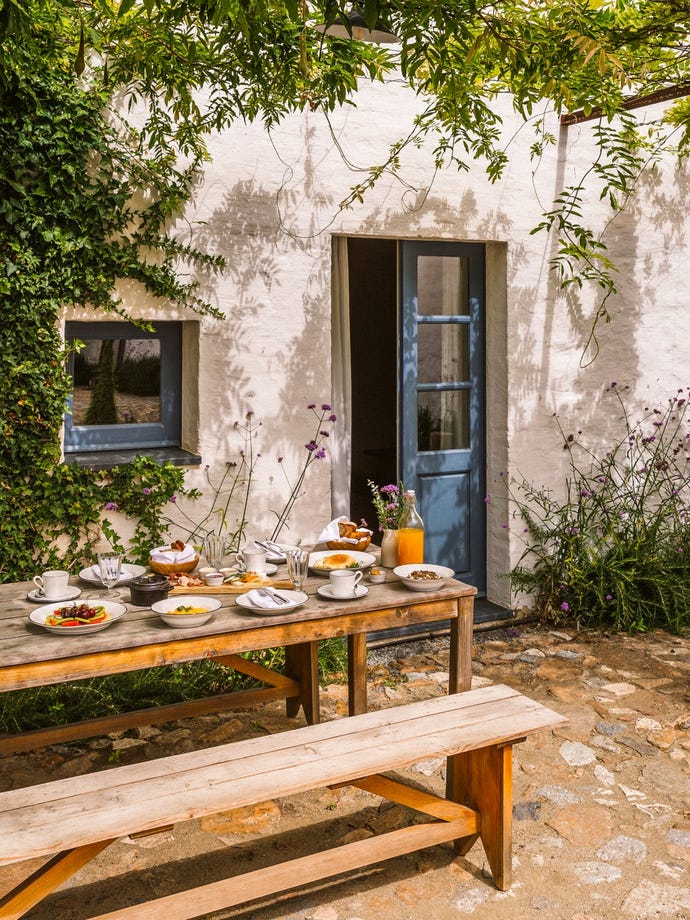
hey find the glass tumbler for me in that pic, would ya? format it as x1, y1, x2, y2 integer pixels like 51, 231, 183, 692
286, 549, 309, 591
203, 535, 227, 571
98, 551, 122, 599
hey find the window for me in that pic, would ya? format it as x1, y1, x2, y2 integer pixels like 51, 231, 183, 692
64, 321, 197, 467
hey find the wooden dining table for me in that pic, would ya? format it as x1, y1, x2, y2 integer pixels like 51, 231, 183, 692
0, 566, 477, 755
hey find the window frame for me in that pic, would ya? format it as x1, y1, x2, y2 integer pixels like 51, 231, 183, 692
63, 321, 182, 453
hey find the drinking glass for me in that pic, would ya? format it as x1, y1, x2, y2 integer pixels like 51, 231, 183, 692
286, 549, 309, 591
203, 535, 227, 571
98, 551, 122, 599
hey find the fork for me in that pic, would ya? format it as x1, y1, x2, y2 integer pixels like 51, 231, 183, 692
256, 588, 289, 606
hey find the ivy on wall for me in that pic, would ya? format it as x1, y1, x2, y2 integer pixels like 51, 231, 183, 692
0, 25, 218, 582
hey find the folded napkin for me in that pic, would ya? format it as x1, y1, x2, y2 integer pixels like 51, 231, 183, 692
150, 545, 197, 564
245, 589, 290, 609
317, 516, 373, 544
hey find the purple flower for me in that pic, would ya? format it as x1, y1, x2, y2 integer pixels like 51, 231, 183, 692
169, 495, 177, 504
328, 413, 337, 422
315, 448, 327, 459
605, 594, 612, 601
104, 501, 118, 511
277, 456, 284, 463
320, 430, 330, 438
305, 441, 318, 452
321, 403, 332, 411
142, 487, 152, 495
560, 602, 570, 612
307, 403, 316, 409
484, 495, 491, 504
581, 489, 592, 497
381, 484, 398, 494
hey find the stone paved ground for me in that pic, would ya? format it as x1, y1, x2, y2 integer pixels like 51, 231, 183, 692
1, 623, 689, 919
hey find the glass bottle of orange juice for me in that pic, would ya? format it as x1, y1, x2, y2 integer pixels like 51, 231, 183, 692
397, 491, 424, 564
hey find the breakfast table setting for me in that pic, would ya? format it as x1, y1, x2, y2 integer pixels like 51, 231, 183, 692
0, 520, 477, 756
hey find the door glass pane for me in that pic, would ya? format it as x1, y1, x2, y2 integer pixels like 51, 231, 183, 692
417, 390, 470, 451
417, 324, 469, 384
72, 338, 161, 426
417, 256, 470, 316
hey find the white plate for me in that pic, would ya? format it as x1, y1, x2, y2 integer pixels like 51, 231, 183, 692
151, 595, 222, 628
29, 600, 127, 635
317, 584, 369, 601
78, 563, 147, 586
309, 550, 376, 575
235, 589, 309, 615
27, 586, 82, 603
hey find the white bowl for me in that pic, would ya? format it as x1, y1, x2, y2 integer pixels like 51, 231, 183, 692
151, 595, 222, 627
393, 563, 455, 592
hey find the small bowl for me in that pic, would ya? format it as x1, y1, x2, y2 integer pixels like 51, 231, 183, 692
151, 595, 222, 627
205, 572, 224, 587
368, 568, 387, 584
393, 563, 455, 592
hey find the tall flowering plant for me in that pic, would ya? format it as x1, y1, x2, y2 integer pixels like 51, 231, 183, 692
269, 403, 337, 542
367, 480, 406, 531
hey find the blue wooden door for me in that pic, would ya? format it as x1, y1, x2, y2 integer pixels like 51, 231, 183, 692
399, 241, 486, 590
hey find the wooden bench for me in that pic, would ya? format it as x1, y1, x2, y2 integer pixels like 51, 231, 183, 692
0, 684, 567, 920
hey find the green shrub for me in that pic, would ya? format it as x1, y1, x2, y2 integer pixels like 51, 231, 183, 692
509, 384, 690, 634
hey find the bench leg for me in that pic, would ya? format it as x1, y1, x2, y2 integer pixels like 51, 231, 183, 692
284, 642, 320, 723
447, 743, 513, 890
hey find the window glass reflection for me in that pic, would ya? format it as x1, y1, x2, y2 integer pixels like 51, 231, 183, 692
72, 339, 161, 426
417, 390, 470, 451
418, 325, 469, 385
417, 256, 470, 316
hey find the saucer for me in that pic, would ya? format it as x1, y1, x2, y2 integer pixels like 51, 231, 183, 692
317, 584, 369, 601
27, 586, 82, 603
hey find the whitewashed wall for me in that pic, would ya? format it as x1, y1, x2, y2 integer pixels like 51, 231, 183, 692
65, 77, 690, 607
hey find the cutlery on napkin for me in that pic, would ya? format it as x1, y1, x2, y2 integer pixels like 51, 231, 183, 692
245, 588, 291, 609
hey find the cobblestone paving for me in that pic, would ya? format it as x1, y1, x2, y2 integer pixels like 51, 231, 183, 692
1, 624, 689, 919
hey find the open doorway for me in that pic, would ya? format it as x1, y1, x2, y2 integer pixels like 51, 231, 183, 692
347, 237, 398, 527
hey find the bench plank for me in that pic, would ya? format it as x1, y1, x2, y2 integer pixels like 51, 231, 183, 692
0, 686, 566, 865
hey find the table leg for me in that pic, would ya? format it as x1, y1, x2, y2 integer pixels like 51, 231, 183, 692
447, 594, 475, 798
348, 633, 368, 716
448, 594, 474, 694
284, 642, 320, 723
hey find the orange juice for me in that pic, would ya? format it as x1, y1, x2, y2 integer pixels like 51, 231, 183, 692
397, 527, 424, 565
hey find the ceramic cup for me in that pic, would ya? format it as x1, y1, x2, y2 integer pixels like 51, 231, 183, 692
205, 572, 224, 587
235, 545, 267, 575
329, 569, 363, 598
33, 570, 70, 599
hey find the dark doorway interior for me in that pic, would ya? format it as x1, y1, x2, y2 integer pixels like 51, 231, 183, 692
347, 238, 398, 527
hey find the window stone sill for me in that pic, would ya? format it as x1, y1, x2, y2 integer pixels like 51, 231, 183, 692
63, 448, 202, 471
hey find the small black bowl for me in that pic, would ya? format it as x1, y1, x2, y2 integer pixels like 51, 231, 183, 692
129, 573, 171, 606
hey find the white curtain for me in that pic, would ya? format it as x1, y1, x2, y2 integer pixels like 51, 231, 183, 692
331, 236, 351, 517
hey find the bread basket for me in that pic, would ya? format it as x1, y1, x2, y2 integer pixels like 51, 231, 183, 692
148, 544, 199, 576
326, 520, 372, 552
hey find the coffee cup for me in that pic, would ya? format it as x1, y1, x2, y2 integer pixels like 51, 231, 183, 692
235, 545, 267, 575
205, 572, 224, 587
33, 570, 70, 600
329, 569, 363, 598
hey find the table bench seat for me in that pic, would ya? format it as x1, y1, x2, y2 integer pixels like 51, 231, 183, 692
0, 684, 567, 920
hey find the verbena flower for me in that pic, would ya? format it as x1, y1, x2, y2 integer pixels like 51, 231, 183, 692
367, 481, 406, 531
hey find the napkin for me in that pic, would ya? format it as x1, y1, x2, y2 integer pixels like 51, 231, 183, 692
150, 545, 197, 565
245, 589, 290, 609
317, 517, 373, 544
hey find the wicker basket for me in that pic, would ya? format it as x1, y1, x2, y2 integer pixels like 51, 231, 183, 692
326, 536, 371, 552
148, 553, 200, 576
